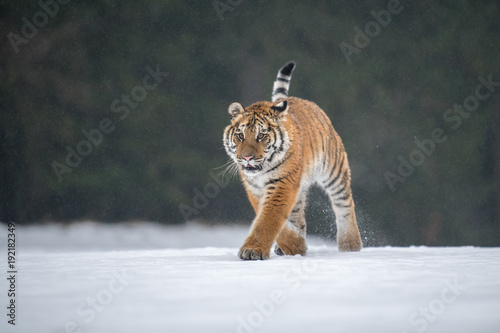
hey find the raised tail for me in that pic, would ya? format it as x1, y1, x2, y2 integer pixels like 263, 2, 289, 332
271, 61, 296, 102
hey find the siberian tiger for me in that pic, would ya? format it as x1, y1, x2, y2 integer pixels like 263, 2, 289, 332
223, 61, 362, 260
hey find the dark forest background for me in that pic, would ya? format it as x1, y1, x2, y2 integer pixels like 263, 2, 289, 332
1, 0, 499, 246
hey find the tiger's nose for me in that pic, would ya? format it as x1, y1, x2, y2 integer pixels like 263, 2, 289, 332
242, 155, 254, 162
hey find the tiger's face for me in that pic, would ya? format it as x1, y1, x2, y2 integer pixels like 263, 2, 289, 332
223, 100, 289, 176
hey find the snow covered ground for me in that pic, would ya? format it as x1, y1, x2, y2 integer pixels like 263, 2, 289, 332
1, 221, 500, 333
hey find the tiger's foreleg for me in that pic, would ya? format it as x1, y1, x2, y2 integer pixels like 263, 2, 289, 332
238, 179, 300, 260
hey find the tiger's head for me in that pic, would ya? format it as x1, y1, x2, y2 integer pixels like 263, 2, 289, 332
223, 99, 290, 176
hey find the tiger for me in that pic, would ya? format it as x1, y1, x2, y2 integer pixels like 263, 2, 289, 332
223, 61, 362, 260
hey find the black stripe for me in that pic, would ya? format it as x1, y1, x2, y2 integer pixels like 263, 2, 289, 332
277, 77, 289, 82
336, 189, 351, 201
265, 130, 279, 162
324, 133, 338, 171
273, 87, 288, 96
266, 202, 287, 208
302, 110, 318, 162
268, 130, 277, 147
337, 212, 350, 220
276, 126, 285, 152
333, 200, 352, 209
324, 158, 344, 189
307, 136, 315, 163
265, 171, 294, 186
266, 177, 287, 186
265, 151, 294, 174
253, 116, 265, 128
330, 183, 346, 197
245, 178, 261, 189
224, 127, 234, 150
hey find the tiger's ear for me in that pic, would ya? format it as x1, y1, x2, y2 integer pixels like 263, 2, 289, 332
271, 100, 288, 119
228, 102, 245, 118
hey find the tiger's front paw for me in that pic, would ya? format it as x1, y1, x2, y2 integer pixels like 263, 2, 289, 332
238, 246, 270, 260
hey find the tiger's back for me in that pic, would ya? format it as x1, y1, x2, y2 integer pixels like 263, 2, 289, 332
223, 61, 362, 260
284, 96, 347, 185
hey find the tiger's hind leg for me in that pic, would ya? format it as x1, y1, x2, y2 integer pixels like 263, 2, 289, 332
323, 160, 362, 252
274, 192, 308, 256
331, 199, 362, 251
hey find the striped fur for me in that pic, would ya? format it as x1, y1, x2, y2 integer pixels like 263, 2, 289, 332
223, 61, 362, 260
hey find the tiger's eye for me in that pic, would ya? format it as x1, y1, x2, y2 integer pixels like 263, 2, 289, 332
257, 133, 266, 141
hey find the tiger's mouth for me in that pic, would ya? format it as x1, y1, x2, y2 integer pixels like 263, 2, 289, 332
242, 164, 262, 173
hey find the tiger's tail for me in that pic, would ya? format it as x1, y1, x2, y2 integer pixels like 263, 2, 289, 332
271, 61, 296, 102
